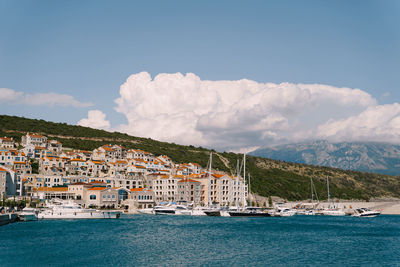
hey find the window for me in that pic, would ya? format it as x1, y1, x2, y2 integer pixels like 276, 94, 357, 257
112, 195, 115, 199
90, 195, 96, 200
103, 195, 106, 198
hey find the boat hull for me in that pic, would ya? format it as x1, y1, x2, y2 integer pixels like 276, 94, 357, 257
154, 210, 175, 215
0, 213, 18, 226
229, 212, 270, 217
38, 211, 121, 219
19, 213, 38, 221
204, 210, 221, 216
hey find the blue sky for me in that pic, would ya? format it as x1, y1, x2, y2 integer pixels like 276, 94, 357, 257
1, 0, 399, 150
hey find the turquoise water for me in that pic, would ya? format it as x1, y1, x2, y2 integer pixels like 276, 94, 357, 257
1, 215, 399, 266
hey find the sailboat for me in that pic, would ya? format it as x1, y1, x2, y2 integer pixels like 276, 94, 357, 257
321, 177, 346, 216
228, 154, 270, 217
296, 177, 320, 215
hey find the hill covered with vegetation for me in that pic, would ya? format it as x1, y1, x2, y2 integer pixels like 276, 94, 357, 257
1, 114, 400, 201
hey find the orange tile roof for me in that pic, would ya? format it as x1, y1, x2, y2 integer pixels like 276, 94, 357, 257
29, 134, 45, 138
178, 178, 200, 183
101, 145, 115, 152
88, 187, 106, 191
130, 188, 151, 192
135, 165, 146, 169
90, 180, 106, 184
0, 167, 7, 172
70, 182, 90, 186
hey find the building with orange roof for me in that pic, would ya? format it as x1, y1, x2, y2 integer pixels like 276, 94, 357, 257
177, 178, 201, 204
122, 187, 155, 211
21, 133, 48, 148
0, 137, 15, 149
35, 186, 74, 200
86, 187, 118, 208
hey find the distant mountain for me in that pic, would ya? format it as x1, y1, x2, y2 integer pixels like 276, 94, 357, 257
249, 141, 400, 175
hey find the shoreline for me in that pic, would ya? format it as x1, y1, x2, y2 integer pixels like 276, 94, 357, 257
286, 201, 400, 215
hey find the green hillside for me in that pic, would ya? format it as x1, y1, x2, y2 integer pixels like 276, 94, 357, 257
1, 114, 400, 201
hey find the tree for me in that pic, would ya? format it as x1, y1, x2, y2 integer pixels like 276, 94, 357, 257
268, 196, 273, 207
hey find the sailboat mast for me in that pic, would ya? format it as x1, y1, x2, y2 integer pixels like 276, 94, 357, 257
208, 152, 212, 207
311, 177, 314, 204
327, 177, 330, 204
243, 154, 246, 208
235, 159, 239, 208
248, 173, 251, 203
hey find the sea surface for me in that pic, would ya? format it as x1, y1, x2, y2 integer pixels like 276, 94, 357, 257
1, 215, 399, 266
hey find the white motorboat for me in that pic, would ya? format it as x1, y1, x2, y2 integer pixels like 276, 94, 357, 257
352, 208, 380, 218
38, 200, 121, 219
229, 207, 270, 217
174, 205, 192, 215
191, 207, 208, 216
296, 209, 318, 216
272, 208, 296, 217
19, 207, 38, 221
321, 208, 346, 216
137, 208, 154, 215
153, 205, 176, 215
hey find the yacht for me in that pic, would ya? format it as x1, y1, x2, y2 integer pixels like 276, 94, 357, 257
37, 200, 121, 219
19, 207, 38, 221
191, 206, 208, 216
272, 208, 296, 217
352, 208, 381, 218
229, 207, 271, 217
174, 205, 192, 215
153, 205, 176, 215
137, 208, 154, 215
321, 208, 346, 216
322, 177, 346, 216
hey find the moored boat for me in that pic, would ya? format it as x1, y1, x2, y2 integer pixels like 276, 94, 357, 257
272, 208, 296, 217
229, 207, 270, 217
352, 208, 380, 218
19, 207, 38, 221
38, 200, 121, 219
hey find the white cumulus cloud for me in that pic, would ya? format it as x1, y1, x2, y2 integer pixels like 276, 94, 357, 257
317, 103, 400, 143
0, 88, 92, 107
77, 110, 111, 130
113, 72, 378, 150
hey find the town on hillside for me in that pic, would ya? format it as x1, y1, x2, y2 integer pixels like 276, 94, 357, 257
0, 133, 248, 212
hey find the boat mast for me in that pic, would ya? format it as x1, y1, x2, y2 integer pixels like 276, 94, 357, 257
327, 177, 330, 206
208, 152, 212, 207
242, 154, 246, 208
235, 159, 239, 208
311, 177, 314, 204
248, 173, 251, 204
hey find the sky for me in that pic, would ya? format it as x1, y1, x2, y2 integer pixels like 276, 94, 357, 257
0, 0, 399, 152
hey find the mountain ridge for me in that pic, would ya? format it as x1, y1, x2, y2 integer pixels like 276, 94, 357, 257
250, 140, 400, 175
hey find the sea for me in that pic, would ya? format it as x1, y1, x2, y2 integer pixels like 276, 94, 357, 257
1, 215, 399, 266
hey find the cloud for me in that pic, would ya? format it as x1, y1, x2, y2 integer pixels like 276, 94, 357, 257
113, 72, 378, 150
317, 103, 400, 143
77, 110, 110, 130
0, 88, 92, 108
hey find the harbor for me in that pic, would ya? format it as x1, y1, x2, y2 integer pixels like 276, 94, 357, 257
1, 214, 399, 266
